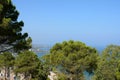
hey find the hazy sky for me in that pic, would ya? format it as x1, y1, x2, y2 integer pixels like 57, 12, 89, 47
13, 0, 120, 47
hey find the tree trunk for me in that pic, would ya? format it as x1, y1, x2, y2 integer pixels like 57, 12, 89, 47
7, 67, 10, 80
24, 72, 30, 80
4, 67, 7, 80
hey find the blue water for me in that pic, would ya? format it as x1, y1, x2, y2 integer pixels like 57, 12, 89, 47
84, 71, 93, 80
37, 52, 49, 57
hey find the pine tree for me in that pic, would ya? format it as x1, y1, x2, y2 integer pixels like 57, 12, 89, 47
92, 45, 120, 80
43, 40, 99, 80
0, 0, 32, 53
14, 51, 48, 80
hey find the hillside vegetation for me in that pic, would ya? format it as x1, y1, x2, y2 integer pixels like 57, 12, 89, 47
0, 0, 120, 80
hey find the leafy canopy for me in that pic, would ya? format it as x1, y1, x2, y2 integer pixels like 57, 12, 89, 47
0, 52, 14, 67
43, 40, 99, 79
14, 51, 48, 80
93, 45, 120, 80
0, 0, 32, 53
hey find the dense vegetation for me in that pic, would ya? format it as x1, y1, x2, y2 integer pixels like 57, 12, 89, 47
43, 42, 120, 80
43, 40, 99, 80
93, 45, 120, 80
0, 0, 48, 80
0, 0, 120, 80
0, 0, 32, 53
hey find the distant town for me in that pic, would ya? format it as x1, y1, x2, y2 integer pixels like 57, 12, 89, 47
31, 44, 51, 54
